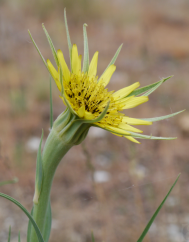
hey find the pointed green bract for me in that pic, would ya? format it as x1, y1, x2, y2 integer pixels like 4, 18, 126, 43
83, 24, 89, 73
27, 207, 34, 242
8, 226, 11, 242
28, 30, 48, 69
137, 174, 180, 242
0, 193, 44, 242
64, 9, 72, 68
50, 77, 53, 129
142, 79, 163, 96
33, 130, 44, 204
128, 76, 173, 97
129, 131, 176, 140
141, 110, 185, 122
42, 24, 59, 66
99, 44, 123, 81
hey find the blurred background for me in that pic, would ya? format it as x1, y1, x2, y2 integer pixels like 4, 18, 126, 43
0, 0, 188, 241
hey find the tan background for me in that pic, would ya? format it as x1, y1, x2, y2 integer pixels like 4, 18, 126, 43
0, 1, 188, 241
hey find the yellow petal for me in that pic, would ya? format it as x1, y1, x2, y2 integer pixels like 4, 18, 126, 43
57, 49, 70, 82
118, 123, 143, 133
102, 124, 130, 135
47, 59, 61, 91
122, 96, 149, 109
113, 82, 140, 100
125, 136, 140, 144
77, 105, 85, 118
88, 51, 99, 77
98, 64, 116, 87
122, 117, 152, 125
78, 54, 82, 72
84, 111, 95, 120
72, 44, 80, 74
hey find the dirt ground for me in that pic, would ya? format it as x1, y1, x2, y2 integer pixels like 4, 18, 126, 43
0, 1, 189, 241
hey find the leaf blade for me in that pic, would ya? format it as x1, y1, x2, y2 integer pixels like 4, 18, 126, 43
141, 110, 185, 122
0, 193, 44, 242
50, 77, 53, 128
83, 24, 89, 73
137, 174, 180, 242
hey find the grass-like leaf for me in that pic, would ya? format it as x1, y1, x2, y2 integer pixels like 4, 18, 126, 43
83, 24, 89, 73
128, 76, 172, 97
7, 226, 11, 242
0, 193, 44, 242
0, 177, 18, 187
141, 110, 185, 122
50, 77, 53, 129
91, 232, 95, 242
137, 174, 180, 242
142, 79, 163, 96
18, 231, 21, 242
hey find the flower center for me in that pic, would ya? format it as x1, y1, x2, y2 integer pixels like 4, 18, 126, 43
64, 72, 123, 126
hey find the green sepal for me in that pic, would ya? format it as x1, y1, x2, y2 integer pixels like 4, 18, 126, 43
33, 130, 44, 204
128, 76, 173, 97
129, 131, 176, 140
28, 30, 48, 69
8, 226, 11, 242
50, 77, 53, 129
43, 200, 52, 242
0, 192, 45, 242
18, 231, 21, 242
99, 44, 123, 80
82, 24, 89, 73
141, 110, 185, 122
42, 24, 59, 67
137, 174, 180, 242
64, 8, 72, 69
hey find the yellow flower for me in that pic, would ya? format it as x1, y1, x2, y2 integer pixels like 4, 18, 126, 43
28, 10, 183, 144
47, 44, 152, 144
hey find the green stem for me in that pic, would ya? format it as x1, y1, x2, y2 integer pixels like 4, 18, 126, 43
30, 127, 72, 242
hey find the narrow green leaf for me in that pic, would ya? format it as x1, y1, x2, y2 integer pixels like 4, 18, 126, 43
64, 8, 72, 68
28, 30, 48, 69
0, 177, 18, 187
43, 200, 52, 242
8, 226, 11, 242
129, 131, 176, 140
0, 193, 44, 242
33, 130, 44, 204
91, 232, 95, 242
27, 206, 34, 242
137, 174, 180, 242
50, 77, 53, 128
83, 24, 89, 73
128, 76, 173, 97
42, 24, 59, 66
142, 79, 163, 96
141, 110, 185, 122
18, 231, 21, 242
99, 44, 123, 80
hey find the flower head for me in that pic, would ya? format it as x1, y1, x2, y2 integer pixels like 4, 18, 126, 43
28, 10, 183, 144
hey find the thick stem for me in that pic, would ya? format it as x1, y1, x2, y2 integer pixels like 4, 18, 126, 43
30, 127, 72, 242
